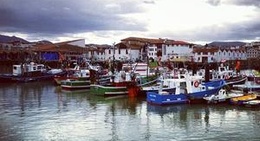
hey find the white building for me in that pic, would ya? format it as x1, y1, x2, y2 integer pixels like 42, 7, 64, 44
88, 37, 249, 64
161, 39, 193, 62
119, 37, 194, 62
193, 47, 246, 63
244, 41, 260, 58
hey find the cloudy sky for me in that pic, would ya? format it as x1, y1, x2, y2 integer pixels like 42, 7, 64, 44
0, 0, 259, 45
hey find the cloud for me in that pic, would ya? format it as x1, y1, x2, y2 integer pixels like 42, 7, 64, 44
206, 0, 260, 8
143, 0, 155, 4
149, 14, 260, 43
0, 0, 147, 36
206, 0, 221, 6
229, 0, 260, 8
0, 0, 259, 44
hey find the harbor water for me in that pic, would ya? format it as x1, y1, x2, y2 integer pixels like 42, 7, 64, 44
1, 81, 260, 141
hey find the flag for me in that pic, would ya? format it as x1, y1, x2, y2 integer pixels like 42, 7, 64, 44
235, 61, 241, 71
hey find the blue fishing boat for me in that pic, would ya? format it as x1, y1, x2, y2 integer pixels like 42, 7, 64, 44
147, 73, 226, 105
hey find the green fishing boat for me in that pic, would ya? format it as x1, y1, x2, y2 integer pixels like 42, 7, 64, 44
89, 84, 128, 96
61, 79, 91, 90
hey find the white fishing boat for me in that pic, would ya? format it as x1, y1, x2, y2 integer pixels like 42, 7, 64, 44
203, 89, 244, 104
233, 81, 260, 92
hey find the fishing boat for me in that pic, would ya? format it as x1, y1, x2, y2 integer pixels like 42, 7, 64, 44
89, 62, 159, 97
233, 82, 260, 92
89, 72, 157, 97
60, 78, 91, 90
53, 65, 90, 85
229, 93, 258, 105
60, 70, 111, 90
245, 70, 260, 84
89, 83, 129, 96
243, 100, 260, 108
146, 73, 226, 105
197, 63, 246, 85
203, 89, 244, 104
0, 62, 66, 83
54, 61, 110, 85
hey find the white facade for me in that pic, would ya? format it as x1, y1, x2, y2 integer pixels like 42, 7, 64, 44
100, 46, 141, 62
193, 52, 215, 63
161, 44, 193, 61
89, 38, 251, 63
147, 45, 157, 60
129, 49, 140, 61
193, 48, 246, 63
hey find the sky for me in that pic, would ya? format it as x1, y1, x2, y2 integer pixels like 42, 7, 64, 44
0, 0, 259, 45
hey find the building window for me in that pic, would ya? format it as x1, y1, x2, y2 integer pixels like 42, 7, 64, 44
109, 50, 111, 54
126, 49, 128, 54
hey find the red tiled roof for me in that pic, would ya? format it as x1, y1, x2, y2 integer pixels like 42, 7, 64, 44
193, 47, 219, 53
121, 37, 192, 49
31, 43, 86, 53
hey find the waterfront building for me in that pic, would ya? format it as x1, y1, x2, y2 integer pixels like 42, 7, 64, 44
1, 34, 258, 71
85, 44, 109, 62
193, 47, 246, 63
118, 37, 194, 63
31, 39, 87, 64
244, 41, 260, 58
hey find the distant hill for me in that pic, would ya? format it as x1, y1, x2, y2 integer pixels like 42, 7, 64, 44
0, 34, 30, 43
207, 41, 247, 47
34, 40, 53, 45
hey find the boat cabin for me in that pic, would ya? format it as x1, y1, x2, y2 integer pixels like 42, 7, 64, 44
122, 63, 156, 76
13, 62, 47, 76
158, 73, 204, 95
196, 63, 236, 80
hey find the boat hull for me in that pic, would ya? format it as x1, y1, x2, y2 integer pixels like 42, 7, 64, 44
141, 87, 176, 93
61, 80, 91, 90
147, 92, 189, 105
203, 91, 244, 104
0, 72, 66, 83
226, 75, 247, 85
230, 94, 257, 105
233, 84, 260, 92
243, 100, 260, 108
90, 84, 128, 96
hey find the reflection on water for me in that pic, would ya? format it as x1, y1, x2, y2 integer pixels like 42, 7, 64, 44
0, 81, 260, 140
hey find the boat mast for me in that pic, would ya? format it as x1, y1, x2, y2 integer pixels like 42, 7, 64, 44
112, 42, 115, 74
145, 42, 149, 77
